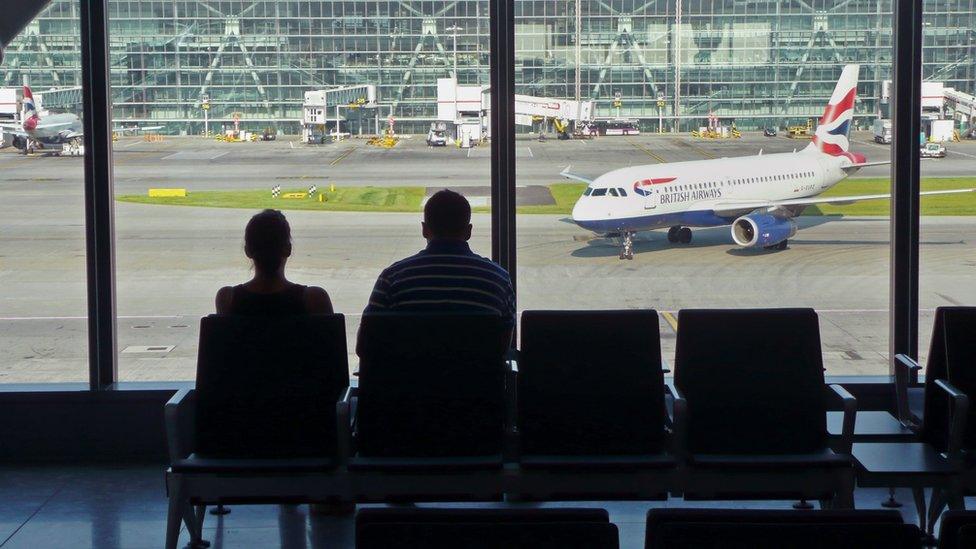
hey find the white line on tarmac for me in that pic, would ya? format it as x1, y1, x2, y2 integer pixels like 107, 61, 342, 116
525, 147, 533, 158
121, 140, 143, 149
948, 149, 976, 159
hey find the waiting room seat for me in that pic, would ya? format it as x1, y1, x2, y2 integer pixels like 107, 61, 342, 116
853, 308, 975, 534
513, 310, 677, 500
938, 511, 976, 549
165, 314, 350, 549
343, 313, 510, 502
355, 507, 618, 549
673, 308, 856, 508
645, 509, 920, 549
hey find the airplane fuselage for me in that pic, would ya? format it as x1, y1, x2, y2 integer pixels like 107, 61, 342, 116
570, 148, 860, 234
25, 113, 83, 144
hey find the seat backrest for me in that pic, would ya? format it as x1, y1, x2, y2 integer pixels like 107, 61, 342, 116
356, 507, 610, 527
937, 510, 976, 549
646, 509, 916, 549
518, 310, 666, 456
356, 313, 508, 457
920, 307, 976, 450
674, 308, 828, 454
194, 314, 349, 459
357, 522, 619, 549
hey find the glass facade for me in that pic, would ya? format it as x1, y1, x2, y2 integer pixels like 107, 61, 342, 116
4, 1, 974, 133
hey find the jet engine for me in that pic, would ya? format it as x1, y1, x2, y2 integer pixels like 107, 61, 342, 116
731, 213, 797, 248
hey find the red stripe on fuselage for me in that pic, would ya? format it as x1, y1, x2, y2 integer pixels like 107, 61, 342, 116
636, 177, 677, 187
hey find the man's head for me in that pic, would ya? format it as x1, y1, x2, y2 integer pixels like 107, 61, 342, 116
422, 189, 472, 241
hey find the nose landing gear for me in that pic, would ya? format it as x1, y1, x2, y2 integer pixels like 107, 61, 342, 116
619, 231, 635, 260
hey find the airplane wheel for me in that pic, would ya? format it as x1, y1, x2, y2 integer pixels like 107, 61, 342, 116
777, 240, 789, 250
667, 226, 681, 243
678, 227, 692, 244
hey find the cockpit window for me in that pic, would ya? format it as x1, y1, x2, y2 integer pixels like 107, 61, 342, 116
583, 187, 593, 196
591, 188, 607, 196
608, 188, 619, 197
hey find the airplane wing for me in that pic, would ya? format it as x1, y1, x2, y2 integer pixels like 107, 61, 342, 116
841, 160, 891, 173
712, 188, 976, 217
559, 165, 593, 185
0, 124, 27, 137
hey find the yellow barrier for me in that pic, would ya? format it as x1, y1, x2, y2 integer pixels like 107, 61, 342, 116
281, 192, 307, 199
148, 188, 187, 198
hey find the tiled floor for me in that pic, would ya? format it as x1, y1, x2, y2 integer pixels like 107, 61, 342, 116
0, 466, 963, 548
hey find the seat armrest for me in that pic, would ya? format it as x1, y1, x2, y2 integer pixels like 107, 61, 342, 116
670, 385, 688, 460
164, 388, 196, 464
933, 379, 969, 461
894, 354, 923, 428
829, 384, 857, 454
336, 386, 356, 465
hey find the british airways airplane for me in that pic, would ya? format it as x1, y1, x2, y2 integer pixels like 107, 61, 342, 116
565, 65, 975, 259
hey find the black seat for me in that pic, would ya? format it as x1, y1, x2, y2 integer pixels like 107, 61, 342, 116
345, 313, 509, 501
356, 508, 617, 549
938, 511, 976, 549
645, 509, 920, 549
514, 310, 676, 499
855, 308, 974, 535
164, 314, 350, 549
673, 308, 855, 507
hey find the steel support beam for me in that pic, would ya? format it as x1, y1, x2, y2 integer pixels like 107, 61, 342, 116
489, 0, 516, 290
889, 0, 923, 376
80, 0, 118, 389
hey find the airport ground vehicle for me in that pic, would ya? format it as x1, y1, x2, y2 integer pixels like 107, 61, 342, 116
763, 127, 778, 137
594, 119, 640, 136
921, 142, 946, 158
426, 127, 449, 146
873, 119, 892, 144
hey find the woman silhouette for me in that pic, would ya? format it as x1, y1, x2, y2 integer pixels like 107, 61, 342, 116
215, 209, 332, 315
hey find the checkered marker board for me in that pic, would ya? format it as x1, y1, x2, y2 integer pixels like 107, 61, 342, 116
271, 185, 281, 198
308, 185, 317, 196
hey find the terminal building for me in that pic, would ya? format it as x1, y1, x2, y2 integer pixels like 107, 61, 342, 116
3, 0, 975, 133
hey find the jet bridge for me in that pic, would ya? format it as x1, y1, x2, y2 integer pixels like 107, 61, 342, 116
302, 84, 377, 143
944, 87, 976, 132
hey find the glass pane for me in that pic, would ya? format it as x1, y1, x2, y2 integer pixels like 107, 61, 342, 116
109, 1, 491, 381
515, 0, 895, 376
0, 1, 88, 384
918, 1, 976, 370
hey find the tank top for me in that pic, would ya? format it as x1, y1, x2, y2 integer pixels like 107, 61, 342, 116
228, 284, 308, 316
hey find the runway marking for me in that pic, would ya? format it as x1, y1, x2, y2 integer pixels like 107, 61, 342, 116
852, 139, 889, 151
627, 139, 665, 163
329, 147, 356, 166
937, 292, 962, 305
947, 149, 976, 159
119, 140, 144, 149
661, 311, 678, 332
683, 141, 717, 159
525, 147, 533, 158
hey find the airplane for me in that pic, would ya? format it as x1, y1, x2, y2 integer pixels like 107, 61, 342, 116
564, 64, 976, 259
0, 86, 162, 156
0, 85, 85, 155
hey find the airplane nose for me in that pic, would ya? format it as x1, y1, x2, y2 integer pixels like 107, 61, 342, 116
571, 197, 586, 223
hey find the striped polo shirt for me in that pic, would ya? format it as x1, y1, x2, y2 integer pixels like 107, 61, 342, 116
364, 239, 516, 325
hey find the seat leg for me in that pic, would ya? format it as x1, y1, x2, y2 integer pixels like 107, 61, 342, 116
165, 477, 185, 549
882, 487, 903, 508
832, 470, 855, 510
912, 487, 928, 535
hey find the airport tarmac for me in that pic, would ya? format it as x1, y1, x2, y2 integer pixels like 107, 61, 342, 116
0, 131, 974, 383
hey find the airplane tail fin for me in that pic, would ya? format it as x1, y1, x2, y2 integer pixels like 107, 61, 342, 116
22, 86, 37, 118
808, 64, 859, 158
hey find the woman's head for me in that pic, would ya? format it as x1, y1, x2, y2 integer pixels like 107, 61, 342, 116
244, 209, 291, 274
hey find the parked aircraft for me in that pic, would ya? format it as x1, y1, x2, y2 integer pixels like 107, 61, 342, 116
564, 65, 975, 259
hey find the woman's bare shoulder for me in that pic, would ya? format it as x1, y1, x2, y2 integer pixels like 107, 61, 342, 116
303, 285, 334, 314
215, 286, 236, 314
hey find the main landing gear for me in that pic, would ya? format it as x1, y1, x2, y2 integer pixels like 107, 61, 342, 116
667, 226, 693, 244
764, 240, 789, 251
619, 231, 635, 260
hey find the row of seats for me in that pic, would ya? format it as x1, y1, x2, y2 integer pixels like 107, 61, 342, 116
356, 507, 976, 549
163, 307, 976, 549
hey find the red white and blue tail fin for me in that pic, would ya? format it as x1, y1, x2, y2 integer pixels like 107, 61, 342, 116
808, 65, 861, 161
22, 86, 38, 118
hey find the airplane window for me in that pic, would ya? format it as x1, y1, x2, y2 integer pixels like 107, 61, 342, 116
592, 188, 607, 196
619, 188, 628, 196
583, 188, 593, 196
608, 188, 619, 197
